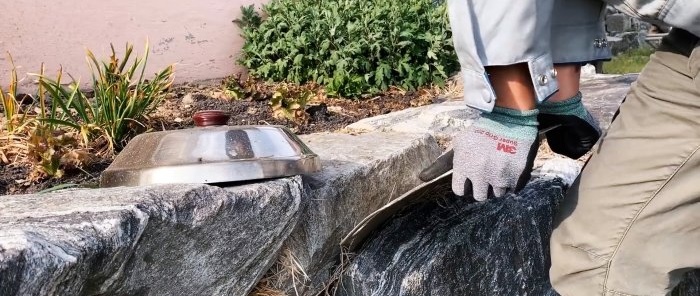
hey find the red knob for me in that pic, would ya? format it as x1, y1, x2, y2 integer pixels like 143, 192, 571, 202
193, 110, 230, 127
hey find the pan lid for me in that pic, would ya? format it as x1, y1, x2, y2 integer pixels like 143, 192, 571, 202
99, 110, 321, 187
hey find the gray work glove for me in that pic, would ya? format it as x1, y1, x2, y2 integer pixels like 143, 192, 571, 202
451, 107, 539, 201
419, 93, 599, 183
538, 91, 601, 159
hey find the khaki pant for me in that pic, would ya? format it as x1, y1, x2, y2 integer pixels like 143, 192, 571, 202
550, 29, 700, 296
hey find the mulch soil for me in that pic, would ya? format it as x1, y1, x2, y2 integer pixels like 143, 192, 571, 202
0, 80, 438, 195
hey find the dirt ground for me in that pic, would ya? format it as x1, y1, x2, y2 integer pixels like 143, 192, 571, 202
0, 80, 438, 195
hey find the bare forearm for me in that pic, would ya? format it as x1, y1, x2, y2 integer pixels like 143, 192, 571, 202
551, 64, 581, 102
486, 63, 536, 111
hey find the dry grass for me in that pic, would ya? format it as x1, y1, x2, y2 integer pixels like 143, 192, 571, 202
1, 85, 113, 185
316, 248, 357, 296
1, 115, 109, 184
437, 72, 464, 102
250, 248, 310, 296
250, 246, 361, 296
0, 119, 29, 164
250, 284, 287, 296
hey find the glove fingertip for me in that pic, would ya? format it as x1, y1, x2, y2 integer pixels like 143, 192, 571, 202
473, 194, 487, 202
451, 177, 471, 197
491, 187, 508, 198
472, 184, 489, 202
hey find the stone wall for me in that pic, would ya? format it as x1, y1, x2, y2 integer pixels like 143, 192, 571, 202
0, 131, 441, 296
604, 7, 662, 55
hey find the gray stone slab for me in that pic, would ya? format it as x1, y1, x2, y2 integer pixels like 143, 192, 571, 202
346, 74, 635, 140
263, 132, 442, 295
0, 178, 303, 296
345, 101, 480, 139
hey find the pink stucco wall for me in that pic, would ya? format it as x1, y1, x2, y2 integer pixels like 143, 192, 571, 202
0, 0, 266, 91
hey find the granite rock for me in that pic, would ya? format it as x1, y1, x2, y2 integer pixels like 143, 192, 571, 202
336, 158, 700, 296
262, 132, 442, 295
346, 74, 634, 141
0, 178, 303, 296
345, 101, 480, 139
337, 176, 570, 296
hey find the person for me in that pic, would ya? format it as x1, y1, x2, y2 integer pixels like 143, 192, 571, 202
419, 0, 700, 295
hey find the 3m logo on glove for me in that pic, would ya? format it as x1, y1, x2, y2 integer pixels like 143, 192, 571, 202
497, 142, 517, 154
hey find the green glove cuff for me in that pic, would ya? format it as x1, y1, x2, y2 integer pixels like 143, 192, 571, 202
538, 91, 587, 118
482, 106, 539, 126
475, 106, 539, 141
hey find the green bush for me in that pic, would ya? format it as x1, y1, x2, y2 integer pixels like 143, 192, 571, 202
236, 0, 459, 97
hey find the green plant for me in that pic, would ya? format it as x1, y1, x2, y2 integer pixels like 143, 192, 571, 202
270, 85, 312, 123
0, 56, 39, 165
38, 42, 174, 150
222, 75, 256, 100
38, 183, 81, 194
603, 47, 655, 74
0, 53, 33, 134
236, 0, 459, 97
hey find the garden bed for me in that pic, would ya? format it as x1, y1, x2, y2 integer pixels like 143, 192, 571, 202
0, 78, 443, 195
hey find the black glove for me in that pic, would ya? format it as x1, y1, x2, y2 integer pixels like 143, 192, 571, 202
538, 92, 601, 159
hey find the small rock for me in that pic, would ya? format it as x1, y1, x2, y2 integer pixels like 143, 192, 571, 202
345, 101, 478, 139
327, 106, 344, 114
581, 64, 598, 77
306, 103, 329, 122
174, 117, 183, 123
182, 94, 194, 104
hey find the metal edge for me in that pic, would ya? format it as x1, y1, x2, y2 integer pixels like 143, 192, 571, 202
340, 171, 453, 252
100, 156, 322, 187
